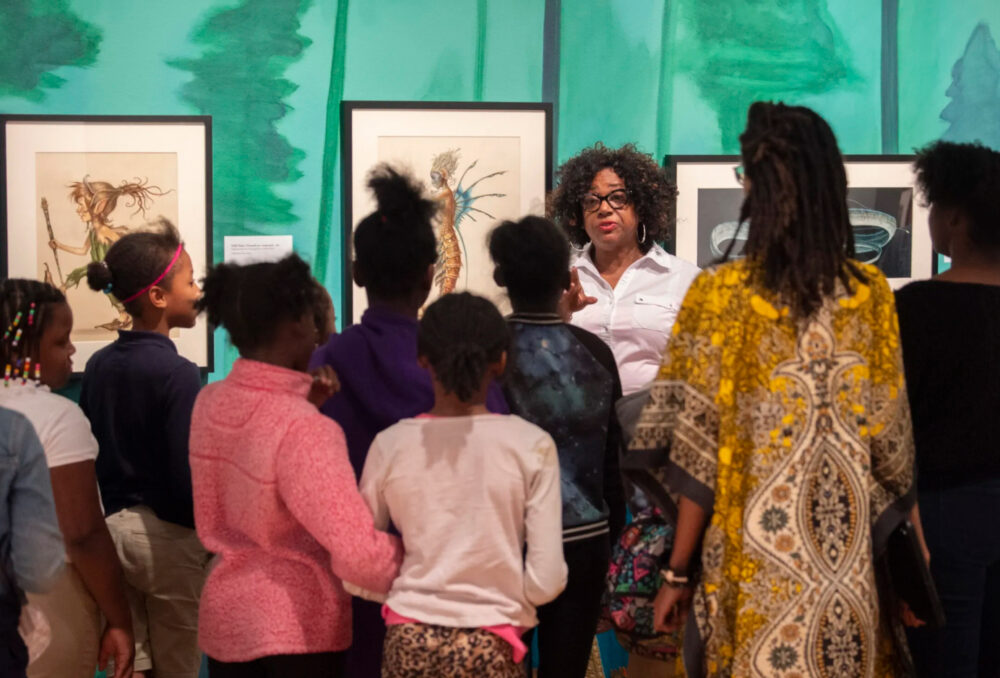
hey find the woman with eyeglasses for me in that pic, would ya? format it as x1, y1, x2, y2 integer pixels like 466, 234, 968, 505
550, 143, 700, 399
548, 143, 699, 676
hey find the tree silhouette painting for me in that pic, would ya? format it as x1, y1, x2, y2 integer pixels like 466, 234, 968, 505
941, 23, 1000, 150
678, 0, 856, 152
170, 0, 312, 249
0, 0, 101, 101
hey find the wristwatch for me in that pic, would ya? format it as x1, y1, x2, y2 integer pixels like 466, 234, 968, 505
660, 567, 691, 588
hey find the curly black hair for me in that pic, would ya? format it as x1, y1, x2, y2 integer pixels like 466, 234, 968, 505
548, 143, 676, 253
914, 140, 1000, 251
197, 254, 328, 354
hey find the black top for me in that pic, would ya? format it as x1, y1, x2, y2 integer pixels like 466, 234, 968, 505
895, 280, 1000, 489
81, 330, 202, 528
503, 312, 626, 543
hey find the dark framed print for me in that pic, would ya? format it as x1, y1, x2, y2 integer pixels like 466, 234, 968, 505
664, 154, 933, 288
1, 115, 213, 372
342, 101, 552, 324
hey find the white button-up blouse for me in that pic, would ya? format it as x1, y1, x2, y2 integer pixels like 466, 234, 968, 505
570, 243, 700, 396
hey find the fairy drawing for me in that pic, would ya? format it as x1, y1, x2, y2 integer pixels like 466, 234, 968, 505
43, 176, 169, 330
428, 149, 506, 295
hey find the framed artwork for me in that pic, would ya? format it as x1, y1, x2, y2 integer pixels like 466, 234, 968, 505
1, 115, 213, 373
341, 101, 553, 324
664, 155, 933, 289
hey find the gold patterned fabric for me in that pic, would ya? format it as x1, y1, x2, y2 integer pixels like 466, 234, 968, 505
633, 260, 915, 678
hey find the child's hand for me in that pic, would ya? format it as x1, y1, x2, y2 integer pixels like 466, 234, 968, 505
307, 365, 340, 407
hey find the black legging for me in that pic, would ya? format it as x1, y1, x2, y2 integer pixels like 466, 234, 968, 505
207, 651, 345, 678
524, 534, 611, 678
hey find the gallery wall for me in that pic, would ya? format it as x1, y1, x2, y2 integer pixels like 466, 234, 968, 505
2, 0, 999, 382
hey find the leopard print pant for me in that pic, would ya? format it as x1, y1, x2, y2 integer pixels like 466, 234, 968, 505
382, 623, 524, 677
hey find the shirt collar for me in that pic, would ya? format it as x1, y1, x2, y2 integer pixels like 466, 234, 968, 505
570, 243, 673, 276
507, 311, 562, 325
361, 306, 419, 330
0, 381, 50, 396
116, 329, 179, 353
227, 358, 312, 397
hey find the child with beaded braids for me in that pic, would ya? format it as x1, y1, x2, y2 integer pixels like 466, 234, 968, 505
189, 254, 401, 677
0, 280, 133, 678
358, 292, 567, 677
80, 219, 206, 678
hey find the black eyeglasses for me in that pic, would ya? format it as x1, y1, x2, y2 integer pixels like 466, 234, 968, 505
733, 165, 745, 185
581, 189, 629, 213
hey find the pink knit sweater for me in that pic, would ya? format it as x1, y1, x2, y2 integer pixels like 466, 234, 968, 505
190, 358, 402, 662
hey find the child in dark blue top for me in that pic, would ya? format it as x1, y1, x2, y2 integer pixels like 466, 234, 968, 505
489, 216, 625, 678
80, 219, 208, 678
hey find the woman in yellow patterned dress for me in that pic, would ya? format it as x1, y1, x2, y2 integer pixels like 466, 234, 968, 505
636, 102, 926, 677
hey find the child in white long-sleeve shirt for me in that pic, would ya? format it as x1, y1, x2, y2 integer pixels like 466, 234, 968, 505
359, 292, 567, 677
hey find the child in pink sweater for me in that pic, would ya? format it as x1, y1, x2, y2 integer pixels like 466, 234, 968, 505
189, 255, 402, 677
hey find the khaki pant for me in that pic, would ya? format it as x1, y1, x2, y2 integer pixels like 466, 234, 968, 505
106, 506, 210, 678
26, 564, 101, 678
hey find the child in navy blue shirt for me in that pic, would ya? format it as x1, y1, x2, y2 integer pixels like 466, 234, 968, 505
81, 219, 207, 678
489, 216, 625, 678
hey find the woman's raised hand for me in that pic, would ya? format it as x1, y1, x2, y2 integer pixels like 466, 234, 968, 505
558, 267, 598, 321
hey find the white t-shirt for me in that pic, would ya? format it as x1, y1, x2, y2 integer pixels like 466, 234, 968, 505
0, 382, 99, 469
359, 414, 568, 628
570, 243, 700, 396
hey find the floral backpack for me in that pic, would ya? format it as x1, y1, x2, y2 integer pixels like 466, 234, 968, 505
606, 504, 675, 638
605, 387, 681, 642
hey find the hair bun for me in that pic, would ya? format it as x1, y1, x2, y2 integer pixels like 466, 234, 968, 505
367, 164, 437, 224
85, 259, 114, 292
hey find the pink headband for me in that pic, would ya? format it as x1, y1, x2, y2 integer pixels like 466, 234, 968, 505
119, 243, 184, 304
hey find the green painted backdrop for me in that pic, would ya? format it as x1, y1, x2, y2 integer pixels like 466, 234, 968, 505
2, 0, 998, 381
2, 1, 998, 675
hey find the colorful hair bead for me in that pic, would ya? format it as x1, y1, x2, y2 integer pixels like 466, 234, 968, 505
27, 303, 36, 327
11, 328, 22, 348
3, 364, 9, 387
11, 311, 22, 329
34, 363, 41, 382
21, 358, 29, 385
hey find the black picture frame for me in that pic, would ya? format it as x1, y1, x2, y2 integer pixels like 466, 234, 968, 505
663, 154, 933, 286
1, 114, 214, 374
341, 101, 553, 324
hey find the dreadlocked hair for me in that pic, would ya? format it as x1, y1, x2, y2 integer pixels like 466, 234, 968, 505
417, 292, 508, 402
0, 279, 66, 382
354, 165, 438, 301
85, 218, 182, 316
197, 254, 328, 355
735, 101, 864, 319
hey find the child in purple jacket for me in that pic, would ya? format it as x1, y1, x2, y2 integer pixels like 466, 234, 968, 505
310, 165, 505, 676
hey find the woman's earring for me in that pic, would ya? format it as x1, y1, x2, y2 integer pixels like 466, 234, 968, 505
637, 223, 647, 245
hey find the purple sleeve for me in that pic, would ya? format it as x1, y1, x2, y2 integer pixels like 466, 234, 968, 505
309, 340, 332, 371
486, 379, 509, 414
